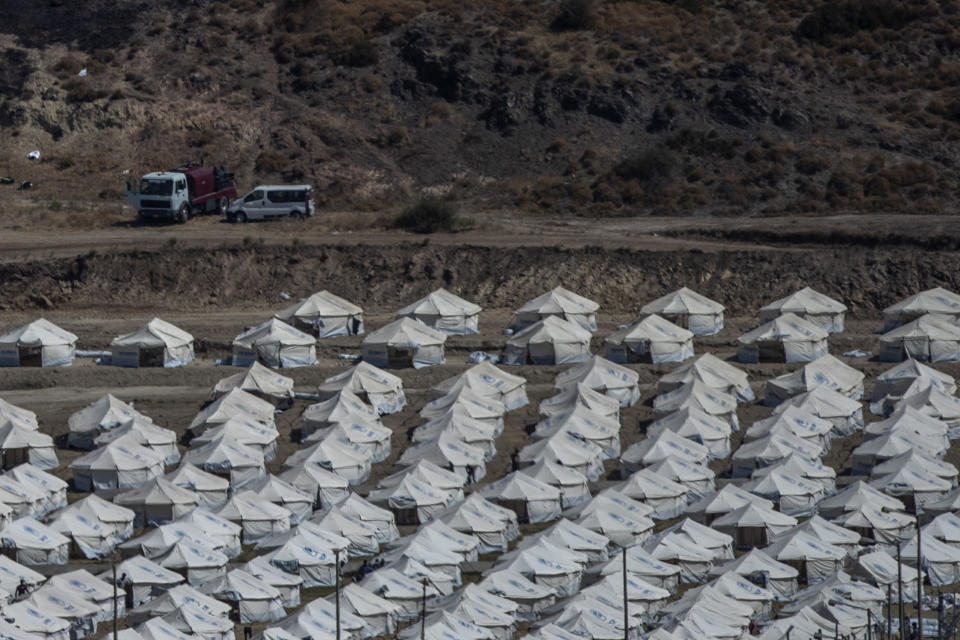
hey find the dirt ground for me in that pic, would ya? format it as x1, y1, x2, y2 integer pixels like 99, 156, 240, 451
1, 211, 959, 635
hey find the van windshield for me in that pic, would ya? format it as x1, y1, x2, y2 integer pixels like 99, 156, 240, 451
141, 179, 173, 196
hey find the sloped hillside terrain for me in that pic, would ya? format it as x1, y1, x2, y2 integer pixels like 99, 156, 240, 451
1, 0, 959, 217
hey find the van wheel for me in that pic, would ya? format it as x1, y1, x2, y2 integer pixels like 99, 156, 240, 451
235, 211, 247, 223
217, 196, 228, 216
177, 204, 190, 224
291, 210, 303, 220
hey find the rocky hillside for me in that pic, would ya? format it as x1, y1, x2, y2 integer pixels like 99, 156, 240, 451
1, 0, 958, 216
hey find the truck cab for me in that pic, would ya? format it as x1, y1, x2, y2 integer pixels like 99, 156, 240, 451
125, 163, 237, 224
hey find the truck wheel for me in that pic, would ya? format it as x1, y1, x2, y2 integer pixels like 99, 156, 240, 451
217, 196, 228, 216
177, 203, 190, 224
235, 211, 247, 223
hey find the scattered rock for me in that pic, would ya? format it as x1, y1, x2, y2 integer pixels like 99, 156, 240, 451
709, 84, 771, 128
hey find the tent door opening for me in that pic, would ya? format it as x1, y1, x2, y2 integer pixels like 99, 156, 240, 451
19, 345, 43, 367
0, 446, 28, 470
139, 346, 165, 367
386, 347, 413, 369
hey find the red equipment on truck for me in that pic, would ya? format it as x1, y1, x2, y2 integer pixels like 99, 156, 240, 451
124, 160, 239, 223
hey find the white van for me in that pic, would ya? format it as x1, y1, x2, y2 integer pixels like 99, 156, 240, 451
227, 185, 315, 222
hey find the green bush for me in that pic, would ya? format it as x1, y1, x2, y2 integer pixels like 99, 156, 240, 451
797, 1, 924, 42
551, 0, 596, 31
614, 147, 678, 183
331, 38, 378, 67
393, 198, 458, 234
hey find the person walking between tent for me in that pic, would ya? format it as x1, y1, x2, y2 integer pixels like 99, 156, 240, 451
511, 449, 520, 472
466, 465, 476, 485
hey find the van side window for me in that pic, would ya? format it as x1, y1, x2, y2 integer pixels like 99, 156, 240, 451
245, 190, 264, 203
176, 179, 186, 192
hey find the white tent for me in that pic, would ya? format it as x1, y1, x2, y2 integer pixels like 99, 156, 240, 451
4, 600, 73, 640
883, 286, 960, 330
440, 497, 515, 555
1, 516, 69, 564
539, 382, 620, 421
51, 569, 125, 623
518, 431, 605, 481
309, 506, 380, 556
732, 430, 823, 477
521, 459, 591, 508
765, 354, 864, 405
742, 470, 825, 516
131, 582, 232, 620
379, 459, 465, 499
708, 548, 799, 599
0, 423, 56, 470
104, 556, 184, 607
189, 388, 276, 438
864, 410, 951, 455
849, 548, 924, 598
50, 493, 134, 557
444, 584, 518, 640
620, 429, 710, 474
657, 353, 754, 403
164, 462, 230, 506
305, 419, 392, 463
502, 316, 592, 366
852, 429, 947, 474
318, 362, 406, 415
520, 518, 608, 564
191, 417, 279, 462
478, 570, 556, 621
618, 468, 689, 519
68, 394, 152, 450
534, 404, 620, 459
213, 362, 295, 408
574, 495, 654, 547
334, 583, 402, 638
244, 556, 302, 607
684, 483, 773, 524
275, 290, 364, 337
137, 618, 193, 640
642, 533, 714, 583
156, 540, 228, 586
649, 518, 734, 562
283, 436, 372, 485
201, 569, 286, 623
653, 380, 739, 429
494, 543, 583, 597
414, 410, 499, 460
751, 453, 837, 493
232, 318, 316, 368
640, 287, 724, 336
879, 313, 960, 362
737, 313, 829, 363
389, 554, 458, 596
215, 491, 291, 543
0, 553, 44, 597
359, 568, 441, 622
301, 387, 380, 435
763, 530, 846, 585
110, 318, 194, 368
277, 462, 349, 510
647, 408, 732, 460
554, 355, 641, 407
817, 480, 904, 518
71, 441, 165, 491
368, 473, 460, 525
160, 602, 234, 640
477, 471, 561, 524
895, 383, 960, 428
603, 314, 694, 364
420, 386, 505, 431
758, 287, 847, 333
362, 317, 447, 369
514, 286, 599, 332
744, 407, 832, 454
871, 466, 952, 509
646, 457, 716, 501
8, 463, 68, 515
395, 288, 481, 335
0, 318, 77, 367
0, 397, 39, 431
834, 503, 914, 543
175, 509, 242, 557
430, 361, 529, 411
870, 358, 956, 415
396, 431, 486, 483
0, 474, 46, 518
94, 418, 180, 465
120, 520, 230, 559
338, 494, 400, 544
114, 477, 201, 527
183, 435, 266, 488
901, 532, 960, 586
771, 385, 864, 436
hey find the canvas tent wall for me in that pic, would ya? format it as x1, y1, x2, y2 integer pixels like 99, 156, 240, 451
114, 477, 201, 527
603, 314, 694, 364
554, 355, 641, 407
878, 313, 960, 362
164, 462, 230, 506
640, 287, 724, 336
870, 358, 956, 415
0, 516, 69, 564
361, 317, 446, 369
70, 441, 165, 491
737, 313, 829, 363
213, 362, 295, 408
764, 354, 864, 405
0, 397, 39, 431
758, 287, 847, 333
275, 290, 364, 337
657, 353, 754, 403
395, 288, 482, 335
0, 318, 77, 367
68, 394, 152, 450
883, 287, 960, 330
0, 423, 56, 470
188, 387, 276, 437
318, 361, 406, 415
110, 318, 194, 368
430, 361, 529, 411
502, 316, 592, 366
513, 286, 599, 332
9, 463, 68, 514
93, 418, 180, 465
232, 318, 316, 368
